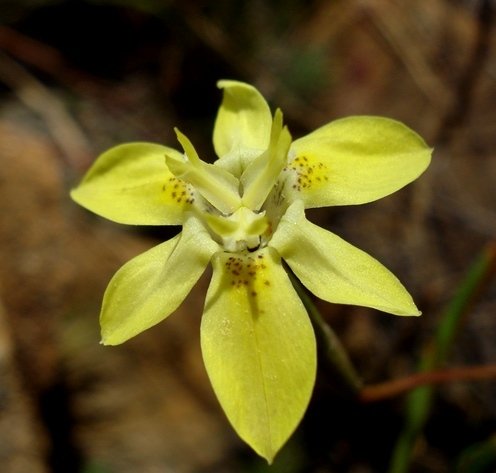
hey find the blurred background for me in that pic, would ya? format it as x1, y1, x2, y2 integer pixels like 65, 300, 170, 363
0, 0, 495, 472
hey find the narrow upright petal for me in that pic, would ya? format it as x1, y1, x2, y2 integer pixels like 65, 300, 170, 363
101, 216, 219, 345
71, 143, 191, 225
271, 201, 421, 316
241, 109, 292, 211
165, 129, 241, 214
201, 247, 316, 462
285, 116, 432, 208
213, 80, 272, 159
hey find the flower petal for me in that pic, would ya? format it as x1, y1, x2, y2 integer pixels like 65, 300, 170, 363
165, 129, 241, 214
201, 247, 316, 463
213, 80, 272, 159
71, 143, 192, 225
271, 201, 421, 316
241, 109, 292, 211
101, 216, 219, 345
285, 116, 432, 207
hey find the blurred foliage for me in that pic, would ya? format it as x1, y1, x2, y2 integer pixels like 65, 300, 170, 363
390, 245, 496, 473
455, 436, 496, 473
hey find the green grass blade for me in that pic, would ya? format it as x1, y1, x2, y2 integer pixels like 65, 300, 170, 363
388, 244, 496, 473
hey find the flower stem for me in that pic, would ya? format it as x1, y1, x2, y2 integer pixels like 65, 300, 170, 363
360, 363, 496, 403
288, 272, 363, 394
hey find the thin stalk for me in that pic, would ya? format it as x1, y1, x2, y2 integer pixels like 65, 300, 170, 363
289, 272, 362, 394
360, 363, 496, 403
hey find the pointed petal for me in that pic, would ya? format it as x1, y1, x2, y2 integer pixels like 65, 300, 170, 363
241, 109, 292, 211
71, 143, 193, 225
285, 117, 432, 208
271, 201, 421, 316
201, 247, 316, 462
213, 80, 272, 158
101, 217, 219, 345
165, 129, 241, 214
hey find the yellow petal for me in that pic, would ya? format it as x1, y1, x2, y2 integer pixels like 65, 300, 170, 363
213, 80, 272, 158
71, 143, 193, 225
101, 216, 219, 345
271, 201, 421, 316
165, 129, 241, 214
241, 109, 292, 210
201, 247, 316, 463
285, 116, 432, 207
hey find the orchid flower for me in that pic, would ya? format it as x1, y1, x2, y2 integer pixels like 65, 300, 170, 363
71, 80, 432, 462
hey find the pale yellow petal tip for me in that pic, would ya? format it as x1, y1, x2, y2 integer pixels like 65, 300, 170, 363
174, 127, 195, 150
217, 79, 237, 89
264, 454, 275, 465
69, 186, 85, 204
407, 302, 422, 317
69, 186, 94, 215
392, 307, 422, 317
379, 301, 422, 317
273, 107, 283, 123
100, 339, 122, 347
217, 79, 252, 91
254, 446, 277, 465
406, 310, 422, 317
216, 79, 228, 89
100, 332, 122, 346
387, 294, 422, 317
172, 126, 183, 139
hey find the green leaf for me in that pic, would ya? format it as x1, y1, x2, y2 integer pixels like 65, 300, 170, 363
455, 436, 496, 473
271, 201, 420, 316
71, 142, 189, 225
201, 247, 316, 463
101, 216, 218, 345
287, 116, 432, 208
213, 80, 272, 159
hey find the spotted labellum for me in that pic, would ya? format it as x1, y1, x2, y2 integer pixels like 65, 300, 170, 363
71, 80, 432, 462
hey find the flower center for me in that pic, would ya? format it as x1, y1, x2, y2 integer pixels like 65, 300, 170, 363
204, 206, 269, 252
164, 110, 292, 253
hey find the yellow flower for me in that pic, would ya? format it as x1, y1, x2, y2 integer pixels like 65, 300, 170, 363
71, 80, 432, 462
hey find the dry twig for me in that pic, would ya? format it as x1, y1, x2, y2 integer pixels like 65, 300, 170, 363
0, 50, 92, 172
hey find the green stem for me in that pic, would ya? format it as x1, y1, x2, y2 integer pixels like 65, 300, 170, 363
289, 272, 362, 394
388, 243, 496, 473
